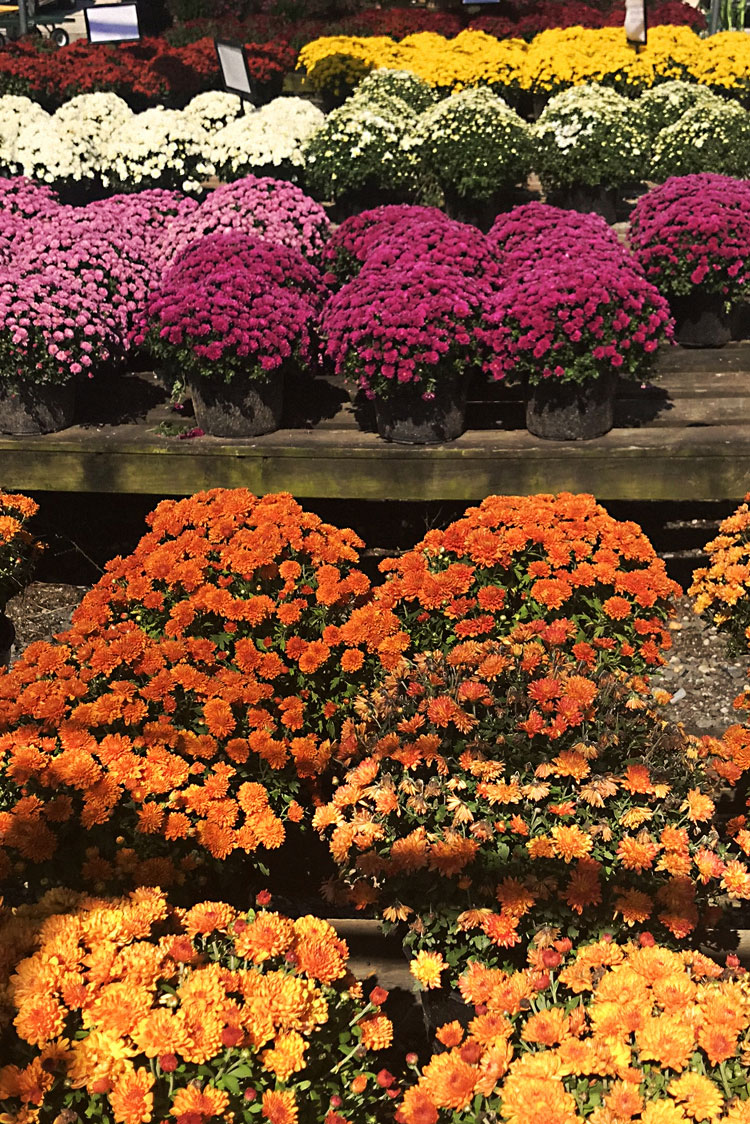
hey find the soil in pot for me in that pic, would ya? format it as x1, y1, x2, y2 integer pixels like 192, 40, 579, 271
0, 381, 76, 435
187, 373, 284, 438
526, 370, 616, 441
547, 185, 618, 225
375, 380, 468, 444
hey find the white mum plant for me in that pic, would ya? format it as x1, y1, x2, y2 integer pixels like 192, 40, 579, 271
100, 107, 214, 193
183, 90, 245, 133
53, 92, 133, 170
650, 99, 750, 181
637, 80, 727, 139
406, 85, 531, 201
15, 115, 94, 185
302, 91, 419, 201
0, 95, 49, 175
208, 97, 324, 181
533, 82, 647, 191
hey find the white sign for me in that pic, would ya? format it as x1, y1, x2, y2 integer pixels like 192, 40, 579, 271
216, 40, 254, 100
625, 0, 647, 44
85, 4, 141, 44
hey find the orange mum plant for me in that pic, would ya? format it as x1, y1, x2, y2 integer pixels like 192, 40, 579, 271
315, 624, 750, 985
690, 494, 750, 657
377, 492, 680, 675
0, 887, 396, 1124
75, 488, 407, 738
0, 489, 408, 896
0, 491, 42, 613
397, 937, 750, 1124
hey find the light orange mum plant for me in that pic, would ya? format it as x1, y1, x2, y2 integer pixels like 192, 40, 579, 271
398, 937, 750, 1124
0, 887, 395, 1124
691, 493, 750, 657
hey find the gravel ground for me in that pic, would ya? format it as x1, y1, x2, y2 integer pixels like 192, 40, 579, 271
652, 596, 749, 736
5, 582, 88, 653
4, 585, 748, 737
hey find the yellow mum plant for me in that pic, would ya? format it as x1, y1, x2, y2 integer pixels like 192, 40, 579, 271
297, 26, 750, 100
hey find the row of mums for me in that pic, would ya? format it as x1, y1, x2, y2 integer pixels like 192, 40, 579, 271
2, 487, 750, 1122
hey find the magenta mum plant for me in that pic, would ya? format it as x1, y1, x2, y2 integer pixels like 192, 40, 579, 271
363, 215, 498, 284
137, 235, 316, 387
165, 231, 327, 312
487, 202, 625, 275
320, 204, 452, 285
162, 175, 331, 266
478, 254, 673, 385
322, 257, 490, 400
630, 174, 750, 301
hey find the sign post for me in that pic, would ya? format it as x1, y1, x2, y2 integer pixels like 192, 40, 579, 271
215, 39, 255, 103
17, 0, 27, 36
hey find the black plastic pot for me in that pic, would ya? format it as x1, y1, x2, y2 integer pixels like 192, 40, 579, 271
188, 373, 284, 438
526, 371, 616, 441
670, 291, 731, 348
730, 302, 750, 342
374, 380, 468, 444
0, 380, 75, 435
0, 612, 14, 669
419, 987, 474, 1039
547, 185, 618, 225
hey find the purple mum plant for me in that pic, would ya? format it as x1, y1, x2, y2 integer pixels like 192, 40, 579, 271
162, 175, 331, 267
630, 174, 750, 300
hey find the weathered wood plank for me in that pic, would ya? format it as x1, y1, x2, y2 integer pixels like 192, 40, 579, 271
0, 344, 748, 501
0, 422, 748, 500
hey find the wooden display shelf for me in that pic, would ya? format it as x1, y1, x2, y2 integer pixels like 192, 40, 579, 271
1, 344, 748, 500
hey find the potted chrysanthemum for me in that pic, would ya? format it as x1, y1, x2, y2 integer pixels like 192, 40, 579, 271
322, 244, 491, 444
137, 233, 321, 437
482, 205, 672, 440
631, 173, 750, 348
